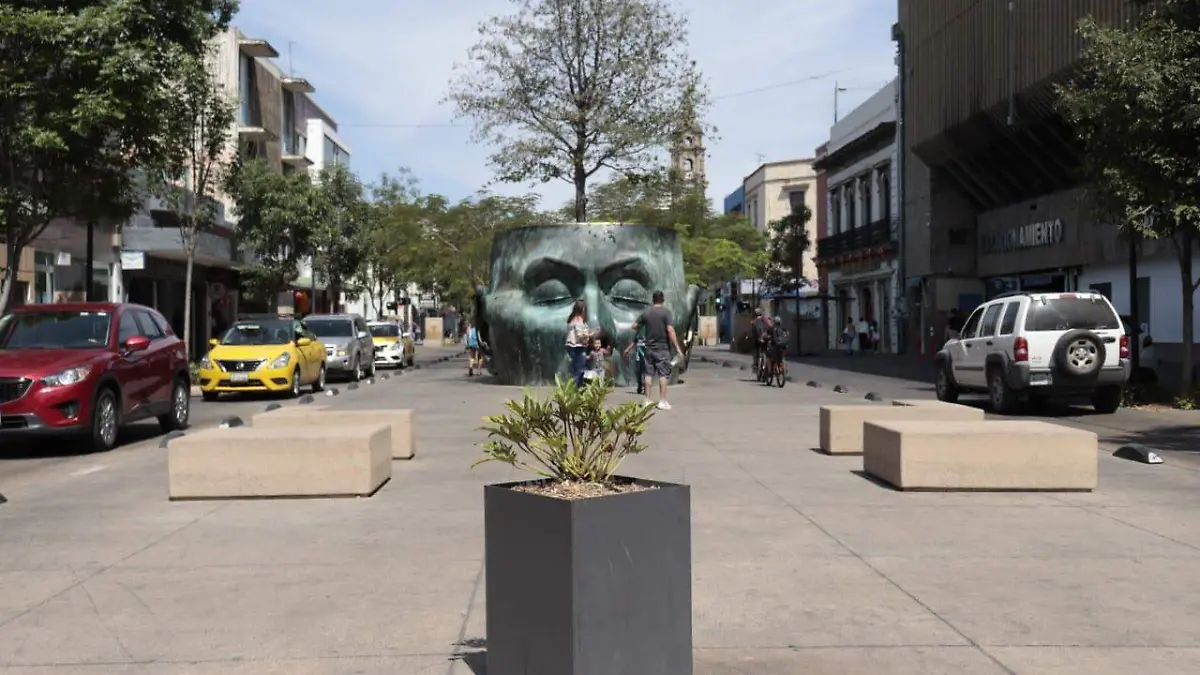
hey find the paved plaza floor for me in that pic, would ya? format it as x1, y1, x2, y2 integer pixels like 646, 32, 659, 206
2, 355, 1200, 673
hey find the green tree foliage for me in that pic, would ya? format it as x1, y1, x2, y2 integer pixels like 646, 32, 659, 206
155, 51, 236, 354
583, 170, 767, 290
225, 160, 318, 307
0, 0, 237, 313
446, 0, 709, 221
1056, 0, 1200, 392
312, 164, 370, 312
361, 170, 425, 318
764, 209, 813, 289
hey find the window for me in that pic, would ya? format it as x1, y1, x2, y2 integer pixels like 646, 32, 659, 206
998, 301, 1020, 335
789, 189, 807, 216
1089, 282, 1112, 300
961, 307, 984, 339
118, 312, 140, 343
150, 312, 174, 337
134, 311, 164, 339
978, 304, 1003, 337
879, 167, 891, 221
829, 190, 841, 234
846, 182, 856, 228
684, 158, 694, 172
684, 135, 693, 146
238, 53, 254, 125
282, 90, 296, 154
1024, 296, 1120, 332
324, 135, 337, 166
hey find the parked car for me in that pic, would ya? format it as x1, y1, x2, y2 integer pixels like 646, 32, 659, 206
304, 314, 375, 381
368, 320, 415, 368
936, 291, 1130, 414
1119, 315, 1158, 382
196, 316, 327, 401
0, 302, 191, 452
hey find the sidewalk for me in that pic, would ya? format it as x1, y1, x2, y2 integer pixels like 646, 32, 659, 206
693, 345, 1200, 461
3, 357, 1200, 673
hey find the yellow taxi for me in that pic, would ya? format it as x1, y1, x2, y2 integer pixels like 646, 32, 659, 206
197, 316, 327, 401
368, 320, 415, 369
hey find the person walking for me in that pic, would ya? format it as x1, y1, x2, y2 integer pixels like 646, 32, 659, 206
622, 325, 648, 395
842, 318, 856, 355
630, 290, 685, 410
565, 299, 591, 387
465, 320, 482, 376
856, 316, 870, 353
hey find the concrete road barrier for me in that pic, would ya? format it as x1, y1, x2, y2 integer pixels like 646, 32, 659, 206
819, 403, 984, 455
167, 426, 392, 499
253, 406, 416, 460
862, 420, 1098, 491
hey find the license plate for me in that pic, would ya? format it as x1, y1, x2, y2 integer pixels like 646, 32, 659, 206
1030, 373, 1051, 386
231, 373, 249, 383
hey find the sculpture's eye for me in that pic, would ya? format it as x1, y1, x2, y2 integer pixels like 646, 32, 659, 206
609, 279, 650, 308
530, 279, 573, 306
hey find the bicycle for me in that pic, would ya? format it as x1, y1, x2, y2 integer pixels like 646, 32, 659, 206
772, 355, 787, 388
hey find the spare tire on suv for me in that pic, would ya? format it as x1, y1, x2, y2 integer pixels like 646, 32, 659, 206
1052, 329, 1106, 382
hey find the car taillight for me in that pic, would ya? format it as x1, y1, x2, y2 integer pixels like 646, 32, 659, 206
1119, 335, 1130, 359
1014, 337, 1028, 362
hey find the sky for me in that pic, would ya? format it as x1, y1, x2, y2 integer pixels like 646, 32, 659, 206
234, 0, 899, 212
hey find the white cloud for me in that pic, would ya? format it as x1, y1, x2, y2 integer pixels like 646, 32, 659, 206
235, 0, 898, 211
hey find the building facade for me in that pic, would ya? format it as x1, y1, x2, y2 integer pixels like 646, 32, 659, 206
723, 186, 745, 215
814, 80, 900, 352
742, 159, 819, 278
894, 0, 1199, 381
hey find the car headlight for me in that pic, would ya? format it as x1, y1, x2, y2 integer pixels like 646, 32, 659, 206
42, 365, 91, 387
336, 348, 347, 356
198, 355, 212, 369
269, 353, 291, 369
389, 342, 402, 352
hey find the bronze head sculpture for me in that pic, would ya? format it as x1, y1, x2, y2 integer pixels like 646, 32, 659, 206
475, 224, 701, 385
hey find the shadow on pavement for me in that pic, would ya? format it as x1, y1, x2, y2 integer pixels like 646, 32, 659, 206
1106, 424, 1200, 456
451, 637, 487, 674
792, 353, 937, 385
0, 420, 167, 460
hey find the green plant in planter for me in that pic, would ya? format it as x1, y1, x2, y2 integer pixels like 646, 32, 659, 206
474, 375, 655, 483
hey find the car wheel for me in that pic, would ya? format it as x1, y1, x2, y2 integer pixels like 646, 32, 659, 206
90, 387, 120, 452
158, 377, 191, 432
936, 363, 960, 403
312, 365, 326, 393
289, 368, 301, 398
1092, 385, 1122, 414
988, 367, 1017, 414
367, 357, 376, 378
352, 358, 363, 382
1053, 329, 1105, 380
201, 391, 219, 403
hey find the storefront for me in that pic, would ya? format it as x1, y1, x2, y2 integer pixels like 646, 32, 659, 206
976, 189, 1093, 298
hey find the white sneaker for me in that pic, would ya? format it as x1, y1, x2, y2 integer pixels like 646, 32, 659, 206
656, 401, 672, 410
642, 399, 655, 407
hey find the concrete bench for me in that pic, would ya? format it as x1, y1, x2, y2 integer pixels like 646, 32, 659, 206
252, 406, 415, 460
819, 402, 984, 455
892, 398, 977, 411
167, 425, 392, 499
862, 420, 1098, 491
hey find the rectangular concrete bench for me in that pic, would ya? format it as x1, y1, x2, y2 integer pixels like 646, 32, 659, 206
862, 420, 1098, 491
819, 402, 984, 455
892, 399, 978, 412
252, 407, 415, 459
168, 425, 392, 499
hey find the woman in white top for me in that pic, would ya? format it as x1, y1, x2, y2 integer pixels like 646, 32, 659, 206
565, 299, 591, 386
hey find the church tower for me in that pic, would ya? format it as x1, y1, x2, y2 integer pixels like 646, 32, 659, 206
669, 126, 705, 187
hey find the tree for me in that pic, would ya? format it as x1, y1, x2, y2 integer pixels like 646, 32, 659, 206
1056, 0, 1200, 394
765, 209, 814, 354
155, 51, 235, 355
226, 160, 318, 308
446, 0, 709, 221
312, 164, 369, 313
0, 0, 237, 314
365, 170, 430, 319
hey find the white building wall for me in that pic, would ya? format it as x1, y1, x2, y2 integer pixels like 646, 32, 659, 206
1079, 254, 1200, 344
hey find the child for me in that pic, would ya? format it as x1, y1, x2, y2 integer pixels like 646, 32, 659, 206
622, 328, 648, 394
583, 337, 610, 383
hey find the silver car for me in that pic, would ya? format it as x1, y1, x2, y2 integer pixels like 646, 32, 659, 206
304, 313, 375, 381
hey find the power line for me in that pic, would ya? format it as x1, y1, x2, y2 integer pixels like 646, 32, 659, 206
339, 67, 866, 128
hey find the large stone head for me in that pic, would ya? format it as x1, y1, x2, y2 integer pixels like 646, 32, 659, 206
476, 224, 700, 385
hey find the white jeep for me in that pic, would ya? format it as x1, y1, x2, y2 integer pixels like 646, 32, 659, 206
935, 291, 1131, 414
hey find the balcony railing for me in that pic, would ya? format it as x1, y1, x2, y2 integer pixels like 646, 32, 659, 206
816, 218, 895, 259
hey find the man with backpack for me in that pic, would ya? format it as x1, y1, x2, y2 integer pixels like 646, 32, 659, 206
750, 308, 773, 373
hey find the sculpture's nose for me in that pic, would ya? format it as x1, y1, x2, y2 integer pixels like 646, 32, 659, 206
583, 284, 603, 327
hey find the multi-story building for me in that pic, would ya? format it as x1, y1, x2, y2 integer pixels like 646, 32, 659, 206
814, 80, 900, 352
723, 186, 745, 215
741, 159, 819, 278
894, 0, 1200, 379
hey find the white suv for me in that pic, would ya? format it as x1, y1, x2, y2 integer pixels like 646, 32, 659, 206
935, 291, 1131, 414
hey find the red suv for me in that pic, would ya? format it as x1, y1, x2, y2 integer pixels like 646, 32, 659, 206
0, 302, 191, 452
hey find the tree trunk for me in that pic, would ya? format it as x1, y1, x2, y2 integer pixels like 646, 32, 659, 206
1179, 228, 1196, 397
0, 257, 16, 315
183, 247, 195, 361
573, 164, 587, 223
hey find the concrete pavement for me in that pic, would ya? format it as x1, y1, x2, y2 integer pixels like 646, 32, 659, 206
2, 354, 1200, 673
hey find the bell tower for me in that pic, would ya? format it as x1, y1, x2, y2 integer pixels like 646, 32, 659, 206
669, 127, 705, 187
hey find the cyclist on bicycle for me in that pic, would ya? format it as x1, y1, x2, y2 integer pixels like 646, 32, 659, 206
768, 317, 789, 363
751, 309, 772, 372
